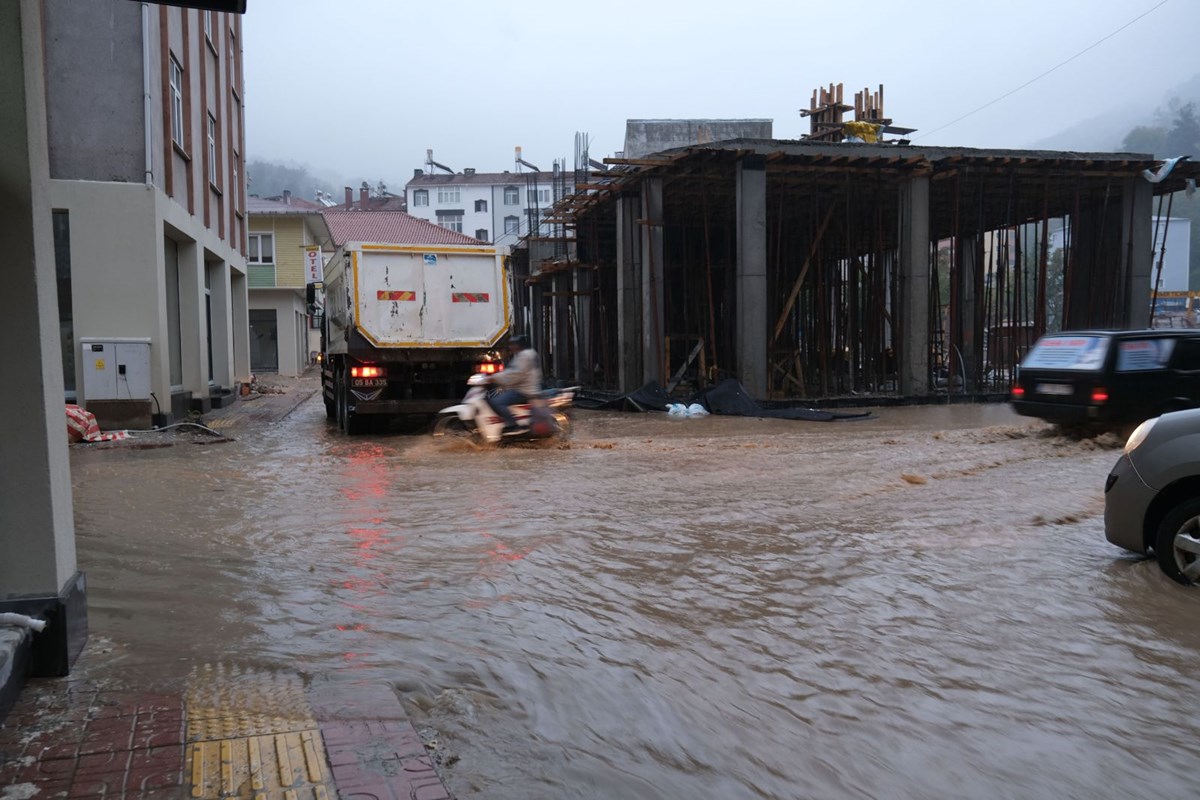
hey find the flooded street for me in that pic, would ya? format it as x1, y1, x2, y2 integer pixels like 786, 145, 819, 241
68, 395, 1200, 799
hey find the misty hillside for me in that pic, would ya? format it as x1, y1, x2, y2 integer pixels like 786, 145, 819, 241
1026, 73, 1200, 153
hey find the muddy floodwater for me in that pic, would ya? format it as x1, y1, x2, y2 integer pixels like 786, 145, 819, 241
68, 396, 1200, 799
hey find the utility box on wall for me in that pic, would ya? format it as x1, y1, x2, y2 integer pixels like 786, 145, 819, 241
80, 338, 151, 400
79, 338, 153, 430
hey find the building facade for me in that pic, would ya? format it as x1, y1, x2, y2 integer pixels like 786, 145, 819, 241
405, 169, 565, 246
44, 0, 249, 423
247, 195, 331, 376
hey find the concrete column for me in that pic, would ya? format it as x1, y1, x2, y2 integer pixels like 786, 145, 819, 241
736, 156, 768, 398
0, 0, 87, 678
641, 178, 665, 386
898, 175, 931, 396
573, 268, 593, 382
209, 261, 234, 388
615, 192, 642, 392
178, 240, 207, 407
1122, 176, 1153, 328
230, 270, 250, 383
529, 281, 545, 362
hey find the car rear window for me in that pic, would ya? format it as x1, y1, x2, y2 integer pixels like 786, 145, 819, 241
1115, 338, 1176, 372
1022, 336, 1110, 370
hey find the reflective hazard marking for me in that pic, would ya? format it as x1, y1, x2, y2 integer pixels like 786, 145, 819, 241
377, 291, 415, 301
451, 293, 490, 303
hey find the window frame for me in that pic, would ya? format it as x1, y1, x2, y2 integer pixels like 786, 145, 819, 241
503, 186, 519, 205
437, 186, 461, 204
412, 189, 429, 207
248, 232, 275, 264
503, 215, 519, 235
475, 228, 489, 241
207, 113, 218, 186
474, 199, 487, 213
436, 213, 464, 233
169, 56, 185, 149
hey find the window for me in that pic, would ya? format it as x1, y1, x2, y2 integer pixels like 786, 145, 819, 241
527, 188, 550, 205
475, 199, 487, 213
437, 186, 460, 204
248, 233, 274, 264
436, 211, 463, 233
475, 229, 489, 241
504, 216, 519, 235
207, 114, 217, 185
169, 56, 184, 147
413, 189, 429, 207
503, 186, 519, 205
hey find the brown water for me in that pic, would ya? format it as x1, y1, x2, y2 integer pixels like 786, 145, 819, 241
69, 399, 1200, 799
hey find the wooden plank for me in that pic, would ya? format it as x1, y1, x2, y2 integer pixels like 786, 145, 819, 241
666, 339, 705, 393
771, 204, 836, 345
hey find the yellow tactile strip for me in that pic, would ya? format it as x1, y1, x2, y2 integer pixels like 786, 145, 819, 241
183, 664, 336, 800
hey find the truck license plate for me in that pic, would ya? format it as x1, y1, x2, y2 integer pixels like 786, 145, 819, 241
1036, 383, 1073, 396
354, 378, 387, 388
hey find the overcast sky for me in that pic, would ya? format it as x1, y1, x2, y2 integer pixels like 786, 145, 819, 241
243, 0, 1198, 182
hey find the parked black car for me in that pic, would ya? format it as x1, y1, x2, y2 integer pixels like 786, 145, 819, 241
1010, 329, 1200, 428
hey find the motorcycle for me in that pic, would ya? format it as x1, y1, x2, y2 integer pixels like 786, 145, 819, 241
432, 373, 577, 444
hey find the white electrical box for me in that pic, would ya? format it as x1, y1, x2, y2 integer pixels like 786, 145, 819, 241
80, 338, 152, 400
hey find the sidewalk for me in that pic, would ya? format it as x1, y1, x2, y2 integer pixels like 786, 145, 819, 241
0, 368, 456, 800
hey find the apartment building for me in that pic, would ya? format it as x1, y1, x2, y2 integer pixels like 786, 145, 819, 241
405, 168, 565, 246
44, 0, 249, 424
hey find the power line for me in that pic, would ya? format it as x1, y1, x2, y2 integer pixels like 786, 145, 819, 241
916, 0, 1171, 141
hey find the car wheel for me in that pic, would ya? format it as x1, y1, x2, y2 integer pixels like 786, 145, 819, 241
1154, 497, 1200, 585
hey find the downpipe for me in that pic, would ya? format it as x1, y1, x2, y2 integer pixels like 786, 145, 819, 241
142, 2, 153, 188
0, 613, 47, 633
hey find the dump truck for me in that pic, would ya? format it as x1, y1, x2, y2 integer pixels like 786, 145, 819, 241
320, 242, 510, 434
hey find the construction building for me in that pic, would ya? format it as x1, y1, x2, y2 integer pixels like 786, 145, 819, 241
512, 93, 1200, 402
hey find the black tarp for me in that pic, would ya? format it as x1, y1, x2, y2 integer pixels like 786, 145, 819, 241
574, 382, 673, 412
575, 379, 870, 421
692, 379, 870, 421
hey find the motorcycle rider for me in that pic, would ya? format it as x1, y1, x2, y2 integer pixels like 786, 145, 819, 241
489, 334, 542, 435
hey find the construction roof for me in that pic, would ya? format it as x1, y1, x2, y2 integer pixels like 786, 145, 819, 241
323, 210, 484, 246
326, 194, 408, 212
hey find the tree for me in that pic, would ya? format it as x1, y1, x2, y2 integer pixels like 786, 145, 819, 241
1165, 102, 1200, 157
1122, 125, 1166, 157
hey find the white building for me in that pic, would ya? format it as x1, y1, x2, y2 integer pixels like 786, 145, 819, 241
405, 168, 568, 246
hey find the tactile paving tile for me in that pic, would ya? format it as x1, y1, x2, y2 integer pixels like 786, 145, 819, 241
183, 664, 336, 799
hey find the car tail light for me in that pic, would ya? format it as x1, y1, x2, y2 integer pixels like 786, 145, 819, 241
1011, 386, 1025, 399
477, 363, 503, 374
1091, 388, 1109, 403
351, 366, 383, 378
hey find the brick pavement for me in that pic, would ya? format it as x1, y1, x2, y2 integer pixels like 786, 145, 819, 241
1, 368, 455, 799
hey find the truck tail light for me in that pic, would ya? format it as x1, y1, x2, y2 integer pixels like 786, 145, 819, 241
1091, 388, 1109, 403
1011, 386, 1025, 399
477, 363, 503, 374
351, 366, 383, 378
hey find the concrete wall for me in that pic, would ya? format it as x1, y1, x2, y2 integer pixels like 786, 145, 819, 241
50, 179, 245, 411
43, 0, 145, 183
250, 289, 307, 376
623, 119, 773, 158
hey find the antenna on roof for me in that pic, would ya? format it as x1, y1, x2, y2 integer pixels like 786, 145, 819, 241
426, 149, 454, 175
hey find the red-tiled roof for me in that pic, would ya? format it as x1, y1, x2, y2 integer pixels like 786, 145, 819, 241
247, 195, 327, 214
323, 210, 484, 246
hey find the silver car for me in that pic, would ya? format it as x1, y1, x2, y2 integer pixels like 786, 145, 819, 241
1105, 408, 1200, 584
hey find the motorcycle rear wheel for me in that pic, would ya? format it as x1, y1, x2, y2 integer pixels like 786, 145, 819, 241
432, 416, 474, 440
